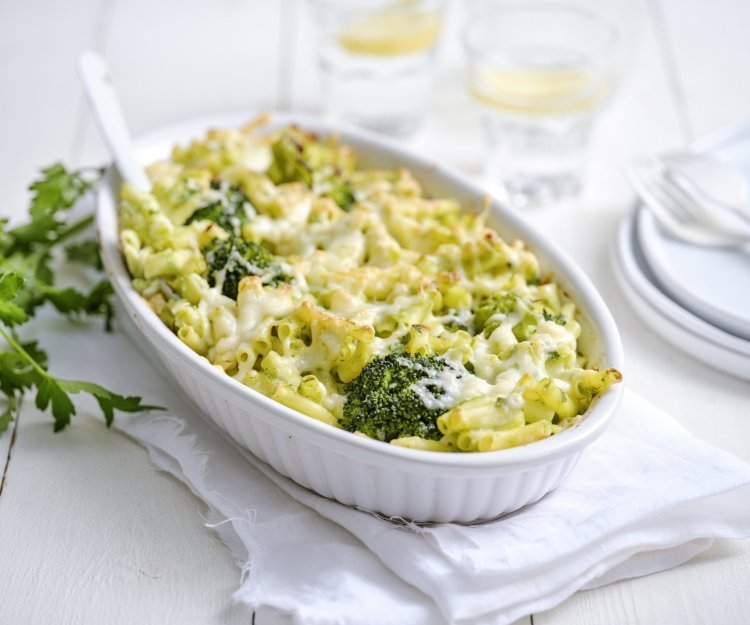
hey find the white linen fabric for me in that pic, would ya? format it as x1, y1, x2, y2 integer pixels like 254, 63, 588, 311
118, 388, 750, 625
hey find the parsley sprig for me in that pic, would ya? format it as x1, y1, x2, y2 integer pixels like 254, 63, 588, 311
0, 164, 162, 433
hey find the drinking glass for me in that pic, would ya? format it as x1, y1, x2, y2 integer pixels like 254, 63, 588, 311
307, 0, 446, 137
464, 4, 619, 206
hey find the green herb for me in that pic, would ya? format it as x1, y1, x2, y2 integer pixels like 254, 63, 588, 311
324, 176, 356, 212
267, 132, 314, 187
0, 164, 105, 317
475, 293, 538, 341
0, 163, 163, 434
542, 309, 567, 325
546, 350, 561, 361
203, 236, 289, 300
185, 178, 253, 236
342, 353, 459, 442
65, 240, 103, 270
266, 130, 356, 211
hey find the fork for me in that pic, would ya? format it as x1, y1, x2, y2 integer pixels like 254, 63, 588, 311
660, 152, 750, 227
625, 158, 750, 251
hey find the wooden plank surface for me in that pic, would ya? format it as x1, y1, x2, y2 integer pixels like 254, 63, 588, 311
0, 312, 250, 625
535, 538, 750, 625
0, 409, 248, 625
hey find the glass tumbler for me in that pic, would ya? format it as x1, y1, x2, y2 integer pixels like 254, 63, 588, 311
464, 4, 619, 206
307, 0, 446, 137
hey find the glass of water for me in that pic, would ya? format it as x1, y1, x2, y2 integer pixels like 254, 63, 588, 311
308, 0, 446, 137
464, 4, 619, 207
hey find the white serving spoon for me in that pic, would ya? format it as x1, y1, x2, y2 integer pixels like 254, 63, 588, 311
78, 51, 150, 190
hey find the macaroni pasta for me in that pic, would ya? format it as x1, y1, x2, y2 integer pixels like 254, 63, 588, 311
120, 119, 621, 452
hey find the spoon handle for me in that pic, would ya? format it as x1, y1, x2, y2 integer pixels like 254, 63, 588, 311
78, 51, 150, 190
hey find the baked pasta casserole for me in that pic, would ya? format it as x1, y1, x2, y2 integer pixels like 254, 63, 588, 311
119, 118, 621, 452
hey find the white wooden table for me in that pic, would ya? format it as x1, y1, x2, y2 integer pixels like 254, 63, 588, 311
2, 1, 749, 623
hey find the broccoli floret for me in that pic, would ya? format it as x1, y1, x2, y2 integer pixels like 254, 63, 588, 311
186, 179, 253, 236
474, 293, 518, 334
267, 130, 357, 212
267, 132, 314, 186
341, 352, 461, 442
324, 176, 356, 212
203, 237, 289, 300
474, 293, 538, 341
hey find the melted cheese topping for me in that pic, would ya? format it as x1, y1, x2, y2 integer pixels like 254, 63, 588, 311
119, 121, 620, 452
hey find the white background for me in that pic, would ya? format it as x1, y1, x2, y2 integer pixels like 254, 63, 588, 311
1, 0, 749, 623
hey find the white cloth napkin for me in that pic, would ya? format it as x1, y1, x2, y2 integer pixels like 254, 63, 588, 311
117, 387, 750, 625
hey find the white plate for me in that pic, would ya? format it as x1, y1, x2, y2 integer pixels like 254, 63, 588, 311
634, 119, 750, 340
692, 119, 750, 177
613, 213, 750, 381
637, 207, 750, 340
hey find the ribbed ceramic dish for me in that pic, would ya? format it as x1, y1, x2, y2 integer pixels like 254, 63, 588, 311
97, 112, 624, 523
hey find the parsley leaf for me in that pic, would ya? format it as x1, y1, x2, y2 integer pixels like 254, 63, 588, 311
0, 164, 163, 434
0, 300, 163, 433
35, 377, 162, 432
0, 341, 46, 396
0, 274, 28, 326
0, 165, 111, 321
34, 376, 76, 431
65, 240, 103, 270
5, 164, 98, 254
57, 380, 161, 428
29, 163, 96, 222
39, 280, 115, 330
0, 404, 14, 434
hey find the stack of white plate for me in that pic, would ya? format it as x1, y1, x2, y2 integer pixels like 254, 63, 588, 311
612, 122, 750, 381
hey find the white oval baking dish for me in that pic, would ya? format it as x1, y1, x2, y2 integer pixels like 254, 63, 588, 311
97, 112, 624, 523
